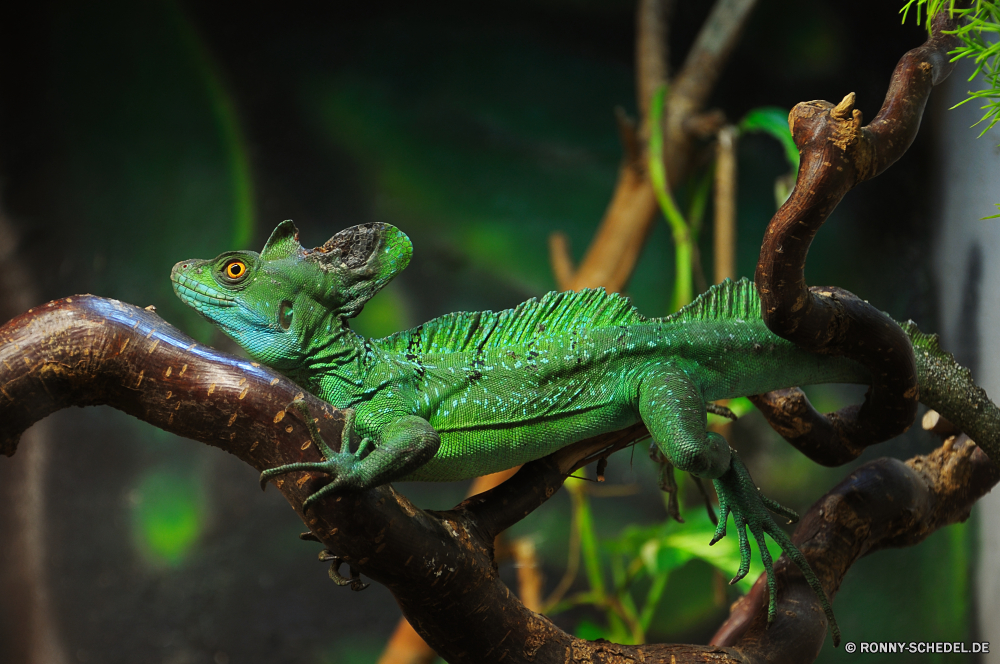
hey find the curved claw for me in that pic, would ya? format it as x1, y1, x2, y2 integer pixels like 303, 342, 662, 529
324, 556, 369, 591
711, 451, 841, 646
710, 504, 730, 545
259, 461, 326, 491
302, 477, 350, 511
760, 494, 799, 524
328, 560, 353, 586
729, 513, 751, 585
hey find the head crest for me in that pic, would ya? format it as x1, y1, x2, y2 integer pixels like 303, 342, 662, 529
261, 221, 412, 317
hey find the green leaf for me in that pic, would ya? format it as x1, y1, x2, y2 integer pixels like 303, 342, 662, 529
738, 107, 800, 173
574, 619, 608, 641
131, 469, 204, 567
620, 510, 782, 593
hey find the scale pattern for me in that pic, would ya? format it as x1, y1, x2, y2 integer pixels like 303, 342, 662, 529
376, 287, 645, 355
172, 222, 990, 646
375, 277, 762, 358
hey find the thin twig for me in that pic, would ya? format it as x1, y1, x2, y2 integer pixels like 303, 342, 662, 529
558, 0, 757, 293
663, 0, 758, 185
713, 125, 738, 284
636, 0, 672, 139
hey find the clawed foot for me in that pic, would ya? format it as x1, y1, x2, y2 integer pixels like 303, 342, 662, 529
711, 451, 841, 646
319, 549, 369, 591
706, 402, 739, 422
259, 401, 370, 509
649, 443, 683, 522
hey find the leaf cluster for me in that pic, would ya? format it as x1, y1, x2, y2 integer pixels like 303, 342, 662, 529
902, 0, 1000, 137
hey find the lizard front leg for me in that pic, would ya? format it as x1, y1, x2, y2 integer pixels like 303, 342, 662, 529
638, 368, 840, 644
260, 401, 440, 508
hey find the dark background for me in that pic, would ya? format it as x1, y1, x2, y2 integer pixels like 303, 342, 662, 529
0, 1, 970, 662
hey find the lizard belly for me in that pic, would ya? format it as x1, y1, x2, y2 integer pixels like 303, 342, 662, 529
388, 342, 642, 481
399, 401, 639, 481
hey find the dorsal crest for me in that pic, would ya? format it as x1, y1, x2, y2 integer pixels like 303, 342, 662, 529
375, 288, 645, 354
664, 278, 761, 323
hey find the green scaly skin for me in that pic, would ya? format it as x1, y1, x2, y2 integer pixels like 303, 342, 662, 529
171, 221, 998, 646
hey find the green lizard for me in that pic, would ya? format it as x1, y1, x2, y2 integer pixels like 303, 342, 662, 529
170, 221, 986, 645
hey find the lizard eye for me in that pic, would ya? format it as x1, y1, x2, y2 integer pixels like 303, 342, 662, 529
224, 259, 247, 280
278, 300, 293, 330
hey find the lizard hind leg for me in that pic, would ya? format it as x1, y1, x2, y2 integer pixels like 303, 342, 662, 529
638, 370, 840, 645
711, 450, 841, 646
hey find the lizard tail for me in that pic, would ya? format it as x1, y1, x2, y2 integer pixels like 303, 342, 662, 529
905, 320, 1000, 464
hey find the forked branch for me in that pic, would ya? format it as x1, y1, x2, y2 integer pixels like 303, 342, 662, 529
0, 292, 993, 663
752, 6, 967, 463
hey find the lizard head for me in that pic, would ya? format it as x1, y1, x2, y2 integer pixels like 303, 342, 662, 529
171, 220, 412, 367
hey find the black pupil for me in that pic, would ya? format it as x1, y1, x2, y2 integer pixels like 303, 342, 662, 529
230, 263, 242, 276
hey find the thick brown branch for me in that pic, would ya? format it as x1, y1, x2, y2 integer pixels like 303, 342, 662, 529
713, 436, 999, 659
752, 8, 965, 461
2, 297, 996, 663
0, 297, 739, 662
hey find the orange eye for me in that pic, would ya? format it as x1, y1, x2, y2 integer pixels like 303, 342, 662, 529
225, 260, 247, 279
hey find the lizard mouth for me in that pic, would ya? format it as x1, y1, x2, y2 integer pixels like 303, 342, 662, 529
171, 272, 237, 310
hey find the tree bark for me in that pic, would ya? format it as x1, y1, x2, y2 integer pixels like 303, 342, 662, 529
752, 5, 968, 462
0, 288, 995, 663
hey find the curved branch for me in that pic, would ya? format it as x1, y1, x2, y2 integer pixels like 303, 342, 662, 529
713, 435, 999, 655
1, 297, 996, 663
752, 7, 966, 462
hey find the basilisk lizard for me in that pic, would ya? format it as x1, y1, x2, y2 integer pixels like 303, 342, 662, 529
171, 221, 985, 645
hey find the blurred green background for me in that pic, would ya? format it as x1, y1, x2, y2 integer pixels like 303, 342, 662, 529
0, 0, 973, 662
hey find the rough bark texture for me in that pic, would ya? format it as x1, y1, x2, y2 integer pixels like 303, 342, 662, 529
752, 6, 966, 462
0, 5, 991, 663
0, 290, 996, 663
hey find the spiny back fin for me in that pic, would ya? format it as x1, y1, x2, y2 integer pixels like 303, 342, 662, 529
663, 277, 762, 323
899, 320, 946, 355
898, 319, 973, 378
375, 288, 645, 354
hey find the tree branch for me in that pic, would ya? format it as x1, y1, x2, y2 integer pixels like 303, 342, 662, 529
663, 0, 756, 186
713, 435, 999, 656
557, 0, 756, 293
752, 6, 967, 461
1, 290, 996, 663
